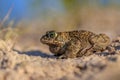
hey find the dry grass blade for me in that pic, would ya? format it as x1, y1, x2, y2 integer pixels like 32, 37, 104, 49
0, 27, 18, 51
0, 4, 14, 29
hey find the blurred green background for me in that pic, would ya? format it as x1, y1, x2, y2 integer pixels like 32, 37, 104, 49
0, 0, 120, 36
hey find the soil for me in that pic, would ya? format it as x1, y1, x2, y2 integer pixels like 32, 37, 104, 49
0, 32, 120, 80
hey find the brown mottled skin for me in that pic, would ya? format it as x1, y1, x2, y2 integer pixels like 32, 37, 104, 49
40, 30, 110, 59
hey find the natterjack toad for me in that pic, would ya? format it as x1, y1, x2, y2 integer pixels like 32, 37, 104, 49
40, 30, 110, 59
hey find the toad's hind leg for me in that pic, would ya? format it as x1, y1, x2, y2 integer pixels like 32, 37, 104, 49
89, 33, 111, 52
58, 39, 81, 59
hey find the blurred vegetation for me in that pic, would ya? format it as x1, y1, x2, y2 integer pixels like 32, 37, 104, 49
0, 0, 120, 33
62, 0, 82, 28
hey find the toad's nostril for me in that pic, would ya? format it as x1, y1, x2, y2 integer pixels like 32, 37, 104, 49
40, 37, 44, 42
40, 38, 42, 42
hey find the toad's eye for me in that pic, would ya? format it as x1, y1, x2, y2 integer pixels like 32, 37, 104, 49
46, 31, 57, 38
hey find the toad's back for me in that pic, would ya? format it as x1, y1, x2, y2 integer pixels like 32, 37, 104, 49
68, 30, 95, 41
64, 30, 96, 50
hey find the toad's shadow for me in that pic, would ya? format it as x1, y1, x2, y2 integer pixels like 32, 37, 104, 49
95, 45, 120, 56
13, 49, 55, 58
115, 46, 120, 50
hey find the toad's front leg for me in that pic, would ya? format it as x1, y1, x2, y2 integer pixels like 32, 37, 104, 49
58, 39, 81, 59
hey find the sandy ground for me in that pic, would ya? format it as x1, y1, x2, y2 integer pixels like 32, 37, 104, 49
0, 31, 120, 80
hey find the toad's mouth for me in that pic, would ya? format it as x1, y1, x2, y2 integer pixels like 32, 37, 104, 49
41, 38, 64, 46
